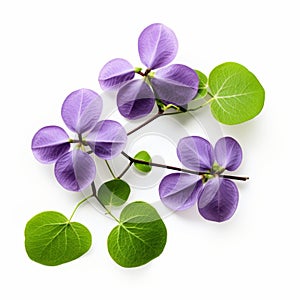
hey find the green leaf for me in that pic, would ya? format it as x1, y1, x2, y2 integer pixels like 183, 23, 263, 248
134, 150, 152, 173
107, 201, 167, 268
98, 179, 130, 206
208, 62, 265, 125
194, 70, 208, 98
25, 211, 92, 266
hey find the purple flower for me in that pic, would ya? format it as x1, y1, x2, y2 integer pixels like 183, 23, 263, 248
31, 89, 127, 192
159, 136, 242, 222
98, 23, 199, 120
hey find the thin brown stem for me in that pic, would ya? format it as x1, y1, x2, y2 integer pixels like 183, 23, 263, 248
117, 162, 133, 179
127, 111, 163, 136
219, 174, 249, 181
121, 151, 249, 181
136, 70, 145, 76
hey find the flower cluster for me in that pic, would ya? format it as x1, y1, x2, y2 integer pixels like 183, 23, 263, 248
31, 88, 127, 191
26, 22, 261, 268
98, 23, 199, 119
159, 136, 242, 222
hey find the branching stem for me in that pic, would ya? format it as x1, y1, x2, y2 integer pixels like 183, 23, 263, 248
91, 182, 119, 222
127, 111, 163, 136
105, 160, 116, 178
121, 151, 249, 181
117, 162, 133, 179
68, 194, 93, 221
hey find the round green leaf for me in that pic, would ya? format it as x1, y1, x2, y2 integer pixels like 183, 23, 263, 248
194, 70, 208, 99
98, 179, 130, 206
25, 211, 92, 266
208, 62, 265, 125
134, 150, 152, 173
107, 201, 167, 268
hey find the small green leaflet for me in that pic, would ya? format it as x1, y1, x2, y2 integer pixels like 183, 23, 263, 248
107, 201, 167, 268
98, 179, 130, 206
194, 70, 208, 99
208, 62, 265, 125
25, 211, 92, 266
134, 150, 152, 173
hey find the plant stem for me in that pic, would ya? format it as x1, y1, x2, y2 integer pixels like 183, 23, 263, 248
122, 151, 204, 175
91, 182, 120, 222
69, 139, 80, 143
136, 70, 145, 76
219, 174, 249, 181
117, 161, 133, 179
207, 91, 214, 98
187, 94, 215, 112
127, 111, 163, 136
121, 151, 249, 181
163, 110, 185, 116
105, 160, 116, 178
69, 194, 93, 221
126, 95, 211, 136
126, 104, 188, 136
187, 104, 207, 111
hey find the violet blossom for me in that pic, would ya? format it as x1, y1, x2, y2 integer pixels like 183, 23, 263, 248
98, 23, 199, 119
159, 136, 243, 222
31, 89, 127, 191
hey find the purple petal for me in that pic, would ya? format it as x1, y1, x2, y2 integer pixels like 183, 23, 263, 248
117, 79, 155, 120
197, 177, 220, 209
198, 178, 239, 222
159, 173, 202, 211
31, 126, 70, 164
86, 120, 127, 159
61, 89, 103, 134
54, 150, 96, 191
138, 23, 178, 69
98, 58, 135, 90
150, 64, 199, 106
177, 136, 214, 171
214, 137, 243, 171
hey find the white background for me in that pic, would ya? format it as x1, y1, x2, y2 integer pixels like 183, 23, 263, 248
1, 0, 299, 299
